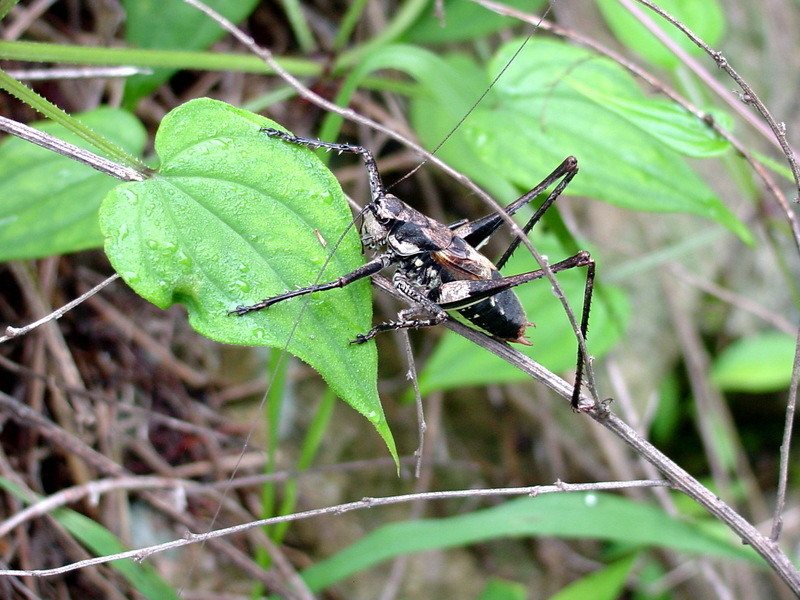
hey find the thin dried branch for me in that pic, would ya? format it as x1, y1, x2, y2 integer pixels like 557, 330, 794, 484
0, 476, 195, 538
0, 478, 671, 579
772, 336, 800, 541
0, 115, 144, 182
438, 315, 800, 595
0, 274, 119, 344
0, 391, 296, 595
398, 328, 426, 478
628, 0, 800, 199
0, 454, 478, 542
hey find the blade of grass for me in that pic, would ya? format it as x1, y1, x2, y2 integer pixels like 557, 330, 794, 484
252, 386, 337, 599
0, 69, 145, 171
279, 0, 316, 53
335, 0, 431, 69
273, 388, 336, 542
0, 0, 20, 21
334, 0, 370, 51
251, 350, 289, 598
0, 41, 417, 96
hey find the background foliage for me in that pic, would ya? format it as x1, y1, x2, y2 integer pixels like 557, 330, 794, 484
0, 0, 798, 599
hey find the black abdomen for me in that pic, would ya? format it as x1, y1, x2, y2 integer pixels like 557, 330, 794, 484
457, 288, 528, 342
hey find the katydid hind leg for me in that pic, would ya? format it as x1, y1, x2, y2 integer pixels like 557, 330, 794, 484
453, 156, 578, 256
496, 158, 579, 270
571, 258, 596, 410
433, 252, 592, 308
429, 250, 596, 409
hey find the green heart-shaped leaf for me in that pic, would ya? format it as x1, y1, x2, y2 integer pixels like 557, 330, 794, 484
100, 98, 395, 458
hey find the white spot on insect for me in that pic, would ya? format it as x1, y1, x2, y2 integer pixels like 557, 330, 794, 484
413, 258, 423, 267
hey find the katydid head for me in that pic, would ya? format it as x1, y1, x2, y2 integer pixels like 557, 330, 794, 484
363, 194, 457, 257
360, 195, 399, 250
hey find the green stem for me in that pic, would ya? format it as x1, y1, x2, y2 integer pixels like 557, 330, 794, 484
250, 350, 288, 599
279, 0, 316, 54
0, 68, 145, 171
0, 0, 20, 21
335, 0, 431, 70
334, 0, 371, 51
272, 388, 336, 542
0, 41, 418, 97
0, 40, 315, 75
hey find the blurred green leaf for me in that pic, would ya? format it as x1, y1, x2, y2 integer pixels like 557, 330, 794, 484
405, 0, 546, 44
409, 52, 522, 202
0, 108, 146, 260
410, 38, 749, 243
712, 332, 796, 392
419, 236, 628, 395
100, 98, 395, 459
549, 555, 636, 600
300, 493, 755, 592
569, 81, 730, 158
650, 373, 682, 444
477, 578, 527, 600
474, 38, 747, 240
121, 0, 260, 103
595, 0, 726, 69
